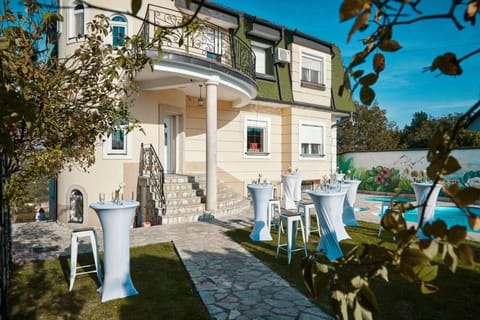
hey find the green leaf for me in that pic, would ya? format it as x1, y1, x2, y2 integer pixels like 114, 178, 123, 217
455, 243, 474, 265
446, 226, 467, 244
430, 52, 462, 75
378, 39, 402, 52
455, 187, 480, 207
359, 73, 378, 86
429, 220, 448, 238
131, 0, 142, 15
443, 156, 461, 175
421, 240, 439, 259
467, 210, 480, 230
351, 70, 364, 79
359, 285, 380, 313
420, 281, 440, 294
401, 248, 430, 269
444, 244, 458, 272
301, 255, 316, 297
340, 0, 370, 22
360, 85, 375, 105
353, 301, 374, 320
373, 53, 385, 73
414, 265, 438, 282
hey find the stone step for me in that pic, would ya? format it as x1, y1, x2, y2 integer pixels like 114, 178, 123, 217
164, 189, 199, 199
165, 197, 202, 206
165, 203, 205, 215
140, 173, 251, 225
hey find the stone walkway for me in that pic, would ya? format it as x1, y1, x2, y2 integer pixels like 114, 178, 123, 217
12, 209, 332, 320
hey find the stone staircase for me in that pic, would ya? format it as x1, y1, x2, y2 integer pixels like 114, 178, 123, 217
156, 174, 251, 225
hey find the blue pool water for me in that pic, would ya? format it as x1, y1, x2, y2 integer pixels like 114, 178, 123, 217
362, 195, 414, 203
379, 206, 480, 233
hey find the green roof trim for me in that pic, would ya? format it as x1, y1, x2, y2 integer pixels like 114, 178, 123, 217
331, 45, 356, 113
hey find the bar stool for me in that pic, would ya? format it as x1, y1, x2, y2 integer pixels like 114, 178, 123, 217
297, 201, 320, 242
268, 199, 281, 229
69, 227, 103, 292
276, 210, 307, 264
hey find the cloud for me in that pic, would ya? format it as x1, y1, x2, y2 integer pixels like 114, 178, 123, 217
428, 99, 479, 110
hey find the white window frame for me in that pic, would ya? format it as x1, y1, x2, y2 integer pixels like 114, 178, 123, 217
244, 118, 271, 158
300, 51, 325, 86
67, 1, 85, 42
299, 120, 326, 160
251, 41, 273, 76
103, 127, 133, 160
110, 14, 128, 47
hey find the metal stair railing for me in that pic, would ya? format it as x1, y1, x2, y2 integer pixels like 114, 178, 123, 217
140, 143, 166, 216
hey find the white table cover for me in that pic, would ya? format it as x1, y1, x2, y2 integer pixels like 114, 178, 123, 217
308, 191, 349, 260
247, 183, 274, 241
343, 180, 361, 227
281, 174, 298, 210
412, 182, 442, 238
293, 173, 303, 201
90, 200, 139, 302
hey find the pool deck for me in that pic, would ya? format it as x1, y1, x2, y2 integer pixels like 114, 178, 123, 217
354, 195, 480, 242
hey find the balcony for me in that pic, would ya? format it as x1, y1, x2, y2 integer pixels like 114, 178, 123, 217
138, 4, 256, 83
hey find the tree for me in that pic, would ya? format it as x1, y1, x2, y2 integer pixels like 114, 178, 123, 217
400, 111, 435, 148
304, 1, 480, 319
337, 101, 402, 153
0, 0, 204, 316
400, 112, 480, 148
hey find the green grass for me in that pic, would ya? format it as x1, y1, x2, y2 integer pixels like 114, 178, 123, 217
226, 221, 480, 320
9, 242, 210, 320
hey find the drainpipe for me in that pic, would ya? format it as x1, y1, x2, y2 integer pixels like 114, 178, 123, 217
205, 76, 219, 214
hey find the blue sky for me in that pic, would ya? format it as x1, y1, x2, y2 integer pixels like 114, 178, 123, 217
212, 0, 480, 128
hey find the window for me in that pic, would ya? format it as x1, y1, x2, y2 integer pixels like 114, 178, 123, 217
245, 119, 270, 156
103, 126, 132, 159
299, 120, 325, 159
301, 52, 325, 89
111, 15, 127, 47
68, 3, 84, 40
252, 42, 274, 77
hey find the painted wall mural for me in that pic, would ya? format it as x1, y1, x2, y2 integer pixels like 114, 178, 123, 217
338, 148, 480, 194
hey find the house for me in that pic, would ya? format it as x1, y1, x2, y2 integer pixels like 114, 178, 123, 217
54, 0, 355, 227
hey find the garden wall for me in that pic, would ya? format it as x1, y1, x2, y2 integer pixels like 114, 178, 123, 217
338, 147, 480, 194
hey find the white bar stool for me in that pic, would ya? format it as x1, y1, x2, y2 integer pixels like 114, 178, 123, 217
276, 210, 307, 264
69, 227, 103, 292
297, 201, 320, 242
268, 199, 281, 229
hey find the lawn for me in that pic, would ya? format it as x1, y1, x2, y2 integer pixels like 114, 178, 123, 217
226, 221, 480, 320
9, 242, 210, 320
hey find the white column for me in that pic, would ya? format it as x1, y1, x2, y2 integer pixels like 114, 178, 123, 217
205, 77, 219, 213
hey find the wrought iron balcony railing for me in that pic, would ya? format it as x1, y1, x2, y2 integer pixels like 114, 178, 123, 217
139, 4, 256, 79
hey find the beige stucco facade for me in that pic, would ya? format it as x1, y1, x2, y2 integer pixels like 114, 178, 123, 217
56, 0, 352, 227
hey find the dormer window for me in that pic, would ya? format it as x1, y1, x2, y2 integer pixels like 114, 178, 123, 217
251, 41, 274, 80
111, 15, 127, 47
301, 52, 325, 90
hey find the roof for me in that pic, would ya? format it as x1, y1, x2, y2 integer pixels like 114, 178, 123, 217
331, 45, 356, 113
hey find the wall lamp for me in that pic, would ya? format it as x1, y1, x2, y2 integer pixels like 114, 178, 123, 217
332, 112, 356, 128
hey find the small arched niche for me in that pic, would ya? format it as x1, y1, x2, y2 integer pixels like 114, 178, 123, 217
68, 189, 84, 223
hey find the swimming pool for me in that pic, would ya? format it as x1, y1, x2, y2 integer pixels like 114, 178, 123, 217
362, 195, 414, 203
379, 206, 480, 233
